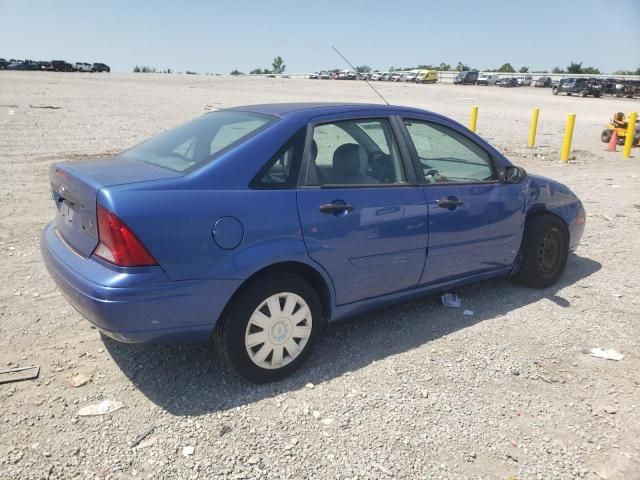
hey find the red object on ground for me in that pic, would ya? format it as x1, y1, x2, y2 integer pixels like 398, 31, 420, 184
608, 131, 618, 152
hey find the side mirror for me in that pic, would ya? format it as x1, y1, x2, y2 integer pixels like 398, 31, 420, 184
500, 165, 527, 184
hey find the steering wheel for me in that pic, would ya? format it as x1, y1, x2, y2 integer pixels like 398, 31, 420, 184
369, 151, 390, 180
424, 169, 448, 183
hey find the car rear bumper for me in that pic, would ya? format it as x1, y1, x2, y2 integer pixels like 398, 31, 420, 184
41, 223, 242, 343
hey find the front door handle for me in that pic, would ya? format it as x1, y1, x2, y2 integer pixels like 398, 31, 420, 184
319, 202, 354, 215
437, 197, 464, 209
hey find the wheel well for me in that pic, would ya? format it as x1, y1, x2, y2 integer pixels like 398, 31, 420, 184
525, 210, 570, 239
219, 262, 332, 326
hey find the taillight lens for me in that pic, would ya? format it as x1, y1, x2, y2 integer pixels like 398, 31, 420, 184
93, 205, 157, 267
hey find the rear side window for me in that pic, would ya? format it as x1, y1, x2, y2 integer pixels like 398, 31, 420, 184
120, 111, 275, 172
251, 128, 306, 188
309, 118, 407, 186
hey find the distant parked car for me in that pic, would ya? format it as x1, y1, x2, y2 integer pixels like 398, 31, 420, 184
453, 71, 479, 85
497, 77, 519, 87
477, 73, 499, 85
319, 71, 330, 80
6, 59, 22, 70
370, 71, 383, 81
90, 62, 110, 73
25, 60, 42, 71
405, 71, 418, 82
415, 70, 438, 84
74, 62, 92, 72
516, 75, 533, 86
51, 60, 74, 72
534, 77, 552, 88
391, 73, 405, 82
309, 72, 319, 79
37, 61, 53, 71
0, 58, 9, 69
381, 72, 392, 81
553, 78, 601, 97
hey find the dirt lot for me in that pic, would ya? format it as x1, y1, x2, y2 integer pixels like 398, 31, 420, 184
1, 72, 639, 480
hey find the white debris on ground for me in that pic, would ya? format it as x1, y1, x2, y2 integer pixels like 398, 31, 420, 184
589, 348, 624, 361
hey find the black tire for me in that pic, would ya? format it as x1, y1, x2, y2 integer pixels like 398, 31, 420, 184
601, 129, 612, 143
552, 88, 559, 95
579, 90, 587, 97
214, 273, 324, 382
515, 215, 569, 288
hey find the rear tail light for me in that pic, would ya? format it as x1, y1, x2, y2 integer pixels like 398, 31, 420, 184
93, 205, 157, 267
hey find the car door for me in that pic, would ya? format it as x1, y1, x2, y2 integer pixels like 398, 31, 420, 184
400, 117, 525, 285
296, 116, 428, 305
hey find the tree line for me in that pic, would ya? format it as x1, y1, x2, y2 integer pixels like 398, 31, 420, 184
133, 57, 640, 76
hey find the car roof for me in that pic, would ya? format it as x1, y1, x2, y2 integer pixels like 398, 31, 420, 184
225, 102, 432, 118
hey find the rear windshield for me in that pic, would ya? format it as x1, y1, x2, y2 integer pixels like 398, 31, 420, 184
119, 111, 275, 172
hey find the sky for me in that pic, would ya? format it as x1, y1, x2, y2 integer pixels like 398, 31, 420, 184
1, 0, 638, 74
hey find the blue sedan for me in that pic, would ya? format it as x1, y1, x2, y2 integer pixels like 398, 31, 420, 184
41, 103, 585, 382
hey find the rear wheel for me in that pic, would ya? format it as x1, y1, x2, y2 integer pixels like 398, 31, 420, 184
215, 273, 324, 382
601, 129, 612, 143
579, 90, 587, 97
552, 87, 559, 95
515, 215, 568, 288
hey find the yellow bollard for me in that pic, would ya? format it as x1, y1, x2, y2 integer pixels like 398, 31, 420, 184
561, 113, 576, 162
622, 111, 637, 159
528, 108, 540, 148
469, 106, 478, 132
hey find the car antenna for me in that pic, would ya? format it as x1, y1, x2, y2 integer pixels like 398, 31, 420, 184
331, 46, 390, 105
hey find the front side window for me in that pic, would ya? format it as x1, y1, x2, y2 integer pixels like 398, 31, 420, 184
120, 111, 274, 172
309, 118, 407, 186
403, 120, 495, 184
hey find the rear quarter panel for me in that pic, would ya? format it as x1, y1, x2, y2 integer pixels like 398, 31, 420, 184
98, 185, 317, 281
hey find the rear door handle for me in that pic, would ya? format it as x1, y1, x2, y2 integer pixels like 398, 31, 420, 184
437, 197, 464, 209
319, 202, 354, 215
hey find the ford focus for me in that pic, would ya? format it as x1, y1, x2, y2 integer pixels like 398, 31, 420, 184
41, 103, 585, 382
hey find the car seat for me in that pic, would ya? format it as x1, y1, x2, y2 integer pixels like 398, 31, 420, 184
331, 143, 378, 184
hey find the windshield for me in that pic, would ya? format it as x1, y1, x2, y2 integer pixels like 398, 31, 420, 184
119, 111, 274, 172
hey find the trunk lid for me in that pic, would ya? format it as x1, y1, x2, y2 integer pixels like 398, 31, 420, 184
50, 157, 180, 257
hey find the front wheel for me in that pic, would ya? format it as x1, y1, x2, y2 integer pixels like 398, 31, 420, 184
552, 88, 559, 95
601, 129, 612, 143
215, 273, 324, 382
515, 215, 569, 288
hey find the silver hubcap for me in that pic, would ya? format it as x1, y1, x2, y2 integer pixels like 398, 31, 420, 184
245, 292, 313, 370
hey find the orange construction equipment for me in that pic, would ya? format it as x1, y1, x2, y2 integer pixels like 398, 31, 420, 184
607, 130, 618, 151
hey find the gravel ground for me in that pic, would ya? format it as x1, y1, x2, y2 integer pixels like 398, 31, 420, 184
1, 72, 639, 480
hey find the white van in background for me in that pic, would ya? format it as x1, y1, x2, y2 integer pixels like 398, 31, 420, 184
477, 73, 499, 85
516, 75, 533, 86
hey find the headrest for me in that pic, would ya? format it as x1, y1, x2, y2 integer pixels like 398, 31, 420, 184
333, 143, 362, 178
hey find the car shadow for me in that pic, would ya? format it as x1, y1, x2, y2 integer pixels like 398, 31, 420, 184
103, 254, 601, 416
